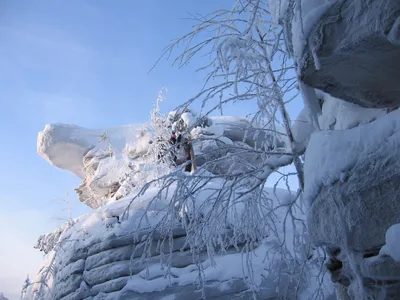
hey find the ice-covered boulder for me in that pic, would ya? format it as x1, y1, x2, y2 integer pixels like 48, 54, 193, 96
292, 0, 400, 108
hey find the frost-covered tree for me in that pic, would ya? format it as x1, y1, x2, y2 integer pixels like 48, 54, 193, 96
132, 0, 325, 298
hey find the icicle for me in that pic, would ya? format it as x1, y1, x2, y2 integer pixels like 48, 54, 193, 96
388, 16, 400, 45
311, 46, 321, 70
298, 80, 321, 130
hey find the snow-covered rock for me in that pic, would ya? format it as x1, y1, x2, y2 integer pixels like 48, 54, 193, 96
271, 0, 337, 60
38, 123, 150, 208
305, 109, 400, 249
31, 185, 330, 300
37, 116, 285, 208
295, 0, 400, 108
304, 110, 400, 298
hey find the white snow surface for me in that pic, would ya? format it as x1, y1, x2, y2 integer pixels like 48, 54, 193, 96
292, 107, 315, 151
304, 109, 400, 207
380, 223, 400, 262
291, 90, 386, 151
317, 90, 386, 131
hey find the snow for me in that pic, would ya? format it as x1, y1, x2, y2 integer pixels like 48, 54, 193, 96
180, 112, 197, 129
380, 223, 400, 262
291, 91, 386, 152
122, 243, 283, 294
304, 109, 400, 207
37, 123, 145, 178
317, 90, 386, 130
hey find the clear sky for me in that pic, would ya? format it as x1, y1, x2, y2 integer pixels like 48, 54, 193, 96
0, 1, 302, 299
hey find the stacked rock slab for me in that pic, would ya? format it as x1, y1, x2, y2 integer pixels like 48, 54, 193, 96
49, 226, 294, 300
299, 0, 400, 108
303, 98, 400, 298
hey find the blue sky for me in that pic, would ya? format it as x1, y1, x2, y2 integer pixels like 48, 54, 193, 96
0, 1, 302, 299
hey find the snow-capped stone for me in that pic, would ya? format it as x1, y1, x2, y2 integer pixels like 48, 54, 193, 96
305, 110, 400, 251
297, 0, 400, 108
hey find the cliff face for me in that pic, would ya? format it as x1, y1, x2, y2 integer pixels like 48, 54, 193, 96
273, 0, 400, 297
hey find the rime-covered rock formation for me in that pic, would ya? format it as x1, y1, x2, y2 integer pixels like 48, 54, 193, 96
274, 0, 400, 298
37, 115, 285, 208
275, 0, 400, 108
303, 108, 400, 298
30, 184, 325, 300
33, 110, 335, 300
38, 124, 148, 208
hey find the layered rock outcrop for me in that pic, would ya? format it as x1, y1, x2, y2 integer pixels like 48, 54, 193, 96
275, 0, 400, 297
